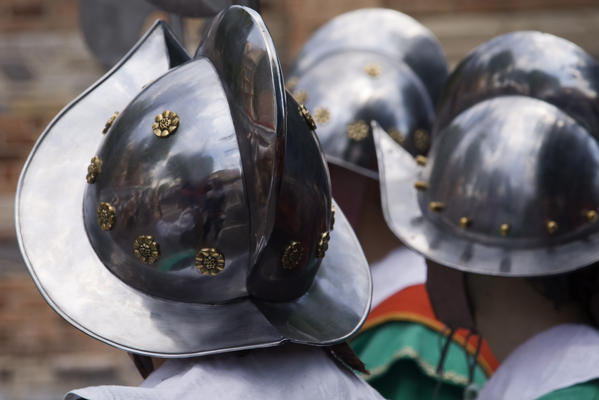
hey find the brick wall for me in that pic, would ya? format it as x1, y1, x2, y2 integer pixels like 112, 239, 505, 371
2, 0, 599, 398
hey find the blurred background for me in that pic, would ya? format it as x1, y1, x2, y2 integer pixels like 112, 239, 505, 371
1, 0, 599, 398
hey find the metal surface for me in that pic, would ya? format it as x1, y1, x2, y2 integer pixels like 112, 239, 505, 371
436, 31, 599, 136
375, 96, 599, 277
80, 0, 186, 68
16, 8, 371, 357
288, 8, 448, 103
196, 7, 286, 269
146, 0, 260, 16
292, 51, 434, 179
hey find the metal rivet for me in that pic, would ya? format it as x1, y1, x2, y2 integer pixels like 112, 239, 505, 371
315, 232, 330, 259
195, 248, 225, 276
459, 217, 472, 228
414, 128, 430, 154
298, 104, 316, 130
313, 107, 330, 124
547, 220, 558, 235
388, 128, 405, 144
500, 224, 510, 236
415, 155, 427, 166
282, 241, 304, 270
152, 110, 179, 137
586, 210, 598, 223
97, 202, 116, 231
414, 181, 429, 191
330, 204, 335, 231
293, 90, 308, 104
133, 235, 160, 264
86, 156, 102, 183
364, 63, 382, 77
287, 76, 298, 91
429, 202, 445, 212
102, 111, 119, 134
347, 120, 369, 141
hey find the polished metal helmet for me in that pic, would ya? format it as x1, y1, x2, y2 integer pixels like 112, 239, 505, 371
287, 9, 447, 178
375, 32, 599, 277
16, 6, 370, 357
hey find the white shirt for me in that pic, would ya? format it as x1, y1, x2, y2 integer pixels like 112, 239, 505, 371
64, 344, 384, 400
479, 324, 599, 400
370, 247, 427, 309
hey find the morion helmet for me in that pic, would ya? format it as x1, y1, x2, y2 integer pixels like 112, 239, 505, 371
287, 8, 448, 179
375, 31, 599, 277
16, 6, 370, 357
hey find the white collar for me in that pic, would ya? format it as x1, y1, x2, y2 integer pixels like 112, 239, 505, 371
370, 247, 427, 309
479, 323, 599, 400
64, 344, 384, 400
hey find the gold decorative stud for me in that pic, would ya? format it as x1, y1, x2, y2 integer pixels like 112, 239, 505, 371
293, 90, 308, 104
97, 202, 116, 231
585, 210, 598, 223
102, 111, 119, 134
133, 235, 160, 264
547, 220, 558, 235
415, 155, 427, 166
459, 217, 472, 228
313, 107, 330, 125
347, 120, 369, 141
364, 63, 382, 78
195, 248, 225, 276
414, 128, 430, 154
316, 232, 330, 259
287, 76, 298, 91
414, 181, 429, 191
86, 156, 102, 183
282, 241, 304, 270
152, 110, 179, 137
330, 204, 335, 231
298, 104, 317, 130
429, 202, 445, 212
499, 224, 510, 236
388, 128, 405, 144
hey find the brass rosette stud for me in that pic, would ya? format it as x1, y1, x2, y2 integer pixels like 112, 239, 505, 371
293, 90, 308, 104
195, 248, 225, 276
429, 202, 445, 212
86, 156, 102, 183
547, 220, 558, 235
97, 202, 116, 231
586, 210, 598, 223
414, 128, 430, 154
415, 155, 427, 166
152, 110, 179, 137
286, 76, 298, 91
316, 232, 331, 259
133, 235, 160, 264
330, 204, 335, 231
102, 111, 119, 134
298, 104, 317, 130
347, 120, 369, 141
282, 241, 304, 270
364, 63, 382, 77
414, 181, 429, 191
500, 224, 510, 236
388, 128, 405, 145
459, 217, 472, 228
313, 107, 330, 125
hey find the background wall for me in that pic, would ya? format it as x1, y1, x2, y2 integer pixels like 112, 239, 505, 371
1, 0, 599, 398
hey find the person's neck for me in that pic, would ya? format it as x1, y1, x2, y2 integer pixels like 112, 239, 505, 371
355, 198, 402, 264
467, 274, 590, 363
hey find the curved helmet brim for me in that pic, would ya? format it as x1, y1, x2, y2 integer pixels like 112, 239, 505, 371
16, 13, 371, 357
373, 119, 599, 277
